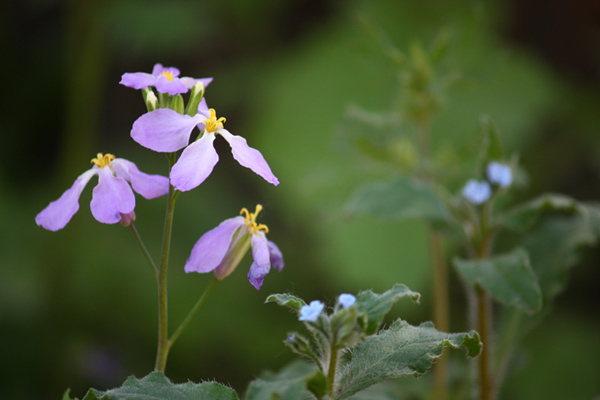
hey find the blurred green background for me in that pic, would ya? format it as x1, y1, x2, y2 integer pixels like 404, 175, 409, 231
1, 0, 599, 399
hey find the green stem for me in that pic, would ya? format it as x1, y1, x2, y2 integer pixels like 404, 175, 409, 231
476, 286, 493, 400
493, 310, 523, 398
169, 277, 219, 347
327, 341, 339, 397
129, 222, 159, 279
430, 229, 449, 400
154, 183, 179, 372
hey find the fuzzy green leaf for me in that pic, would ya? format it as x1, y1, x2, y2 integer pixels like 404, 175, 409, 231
80, 372, 238, 400
345, 177, 451, 225
245, 360, 322, 400
356, 284, 421, 335
501, 194, 583, 232
266, 293, 307, 311
335, 320, 481, 399
454, 248, 542, 314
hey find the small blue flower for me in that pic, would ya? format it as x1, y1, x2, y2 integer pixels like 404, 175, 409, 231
299, 300, 325, 322
338, 294, 356, 308
462, 179, 491, 205
487, 162, 512, 188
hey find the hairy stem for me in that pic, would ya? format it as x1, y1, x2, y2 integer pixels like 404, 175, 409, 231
327, 340, 339, 397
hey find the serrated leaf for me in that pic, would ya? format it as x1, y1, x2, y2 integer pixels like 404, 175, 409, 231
356, 284, 420, 335
454, 248, 542, 314
500, 194, 583, 232
63, 388, 77, 400
80, 372, 238, 400
345, 176, 451, 225
245, 360, 320, 400
266, 293, 307, 311
335, 320, 481, 399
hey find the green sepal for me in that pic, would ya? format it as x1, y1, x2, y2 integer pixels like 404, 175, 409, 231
170, 94, 184, 114
157, 91, 171, 109
335, 320, 482, 399
330, 306, 365, 348
345, 176, 452, 227
79, 372, 238, 400
266, 293, 307, 311
186, 82, 205, 116
284, 332, 321, 366
454, 248, 542, 314
356, 283, 420, 335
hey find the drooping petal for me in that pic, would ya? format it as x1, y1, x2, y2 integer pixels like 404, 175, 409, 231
170, 133, 219, 191
112, 159, 169, 199
131, 108, 203, 152
90, 167, 136, 224
35, 169, 97, 231
267, 241, 284, 271
119, 72, 156, 89
180, 77, 213, 89
219, 129, 279, 186
185, 216, 246, 273
248, 231, 271, 290
155, 75, 188, 95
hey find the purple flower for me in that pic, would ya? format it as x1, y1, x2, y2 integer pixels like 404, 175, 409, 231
299, 301, 325, 322
461, 179, 491, 205
35, 154, 169, 231
119, 63, 213, 95
338, 293, 356, 308
487, 161, 512, 188
185, 205, 284, 290
131, 98, 279, 191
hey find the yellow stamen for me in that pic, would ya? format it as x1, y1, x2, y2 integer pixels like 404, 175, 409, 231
90, 153, 115, 168
204, 108, 226, 133
161, 71, 174, 81
240, 204, 269, 234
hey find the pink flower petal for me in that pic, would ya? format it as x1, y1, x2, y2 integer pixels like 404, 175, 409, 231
131, 109, 202, 152
185, 216, 246, 273
170, 133, 219, 192
248, 231, 271, 290
219, 129, 279, 186
119, 72, 156, 90
35, 169, 97, 231
112, 159, 169, 199
90, 167, 135, 224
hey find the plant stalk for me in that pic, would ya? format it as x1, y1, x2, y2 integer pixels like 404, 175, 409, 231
154, 183, 179, 372
169, 277, 219, 347
129, 222, 159, 279
327, 341, 339, 397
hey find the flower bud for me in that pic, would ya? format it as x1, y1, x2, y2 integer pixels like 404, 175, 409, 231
119, 211, 136, 227
142, 88, 157, 112
171, 94, 185, 114
186, 82, 205, 117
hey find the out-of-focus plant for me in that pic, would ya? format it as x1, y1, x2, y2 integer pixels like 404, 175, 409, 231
340, 25, 600, 400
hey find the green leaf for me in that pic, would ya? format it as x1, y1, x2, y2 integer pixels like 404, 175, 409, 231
356, 284, 420, 335
500, 194, 583, 232
454, 248, 542, 314
245, 360, 322, 400
335, 320, 481, 399
345, 176, 451, 225
266, 293, 307, 311
80, 372, 238, 400
479, 115, 503, 164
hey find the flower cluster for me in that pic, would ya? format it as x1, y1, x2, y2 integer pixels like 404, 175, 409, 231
37, 63, 283, 289
461, 161, 512, 205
